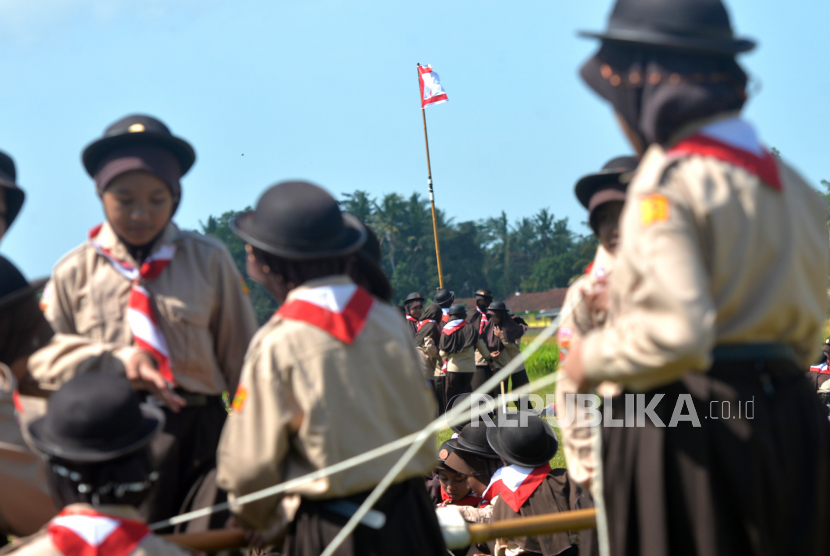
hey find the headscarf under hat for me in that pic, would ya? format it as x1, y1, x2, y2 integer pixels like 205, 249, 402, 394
94, 145, 183, 210
581, 42, 748, 147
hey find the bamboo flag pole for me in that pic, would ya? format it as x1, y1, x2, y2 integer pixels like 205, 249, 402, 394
417, 63, 445, 289
161, 509, 597, 552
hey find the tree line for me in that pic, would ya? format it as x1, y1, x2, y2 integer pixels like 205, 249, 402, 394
200, 191, 598, 323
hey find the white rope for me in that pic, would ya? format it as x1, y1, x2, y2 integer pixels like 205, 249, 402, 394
151, 300, 577, 533
319, 314, 565, 556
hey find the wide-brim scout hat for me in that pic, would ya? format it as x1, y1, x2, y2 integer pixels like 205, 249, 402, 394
446, 393, 496, 434
486, 300, 508, 315
575, 156, 639, 212
82, 115, 196, 178
448, 423, 501, 459
448, 303, 467, 319
474, 288, 493, 299
233, 181, 367, 260
486, 412, 559, 468
0, 151, 24, 230
404, 292, 426, 304
29, 373, 164, 464
0, 256, 47, 312
434, 288, 454, 306
579, 0, 755, 55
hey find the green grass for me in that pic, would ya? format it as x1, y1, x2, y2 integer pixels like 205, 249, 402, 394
435, 335, 567, 469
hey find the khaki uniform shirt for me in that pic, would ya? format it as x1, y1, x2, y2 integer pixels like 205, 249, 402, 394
216, 276, 437, 530
440, 340, 490, 374
5, 504, 190, 556
44, 222, 258, 395
582, 123, 828, 391
416, 337, 443, 378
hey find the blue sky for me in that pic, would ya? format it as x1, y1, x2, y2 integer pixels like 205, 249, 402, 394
2, 0, 828, 277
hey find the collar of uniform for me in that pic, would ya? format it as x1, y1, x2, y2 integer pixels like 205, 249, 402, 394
284, 274, 355, 303
59, 503, 146, 523
93, 221, 180, 266
663, 110, 743, 150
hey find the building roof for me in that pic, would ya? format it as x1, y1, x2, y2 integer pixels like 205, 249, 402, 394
456, 288, 568, 315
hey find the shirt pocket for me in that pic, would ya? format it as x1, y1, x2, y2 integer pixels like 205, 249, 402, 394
74, 293, 125, 344
157, 296, 213, 379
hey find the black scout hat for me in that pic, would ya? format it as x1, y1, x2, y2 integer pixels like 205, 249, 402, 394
29, 373, 164, 463
487, 300, 508, 314
448, 423, 501, 459
233, 181, 367, 260
434, 288, 454, 306
0, 151, 25, 230
486, 412, 559, 468
574, 156, 638, 212
579, 0, 755, 55
474, 288, 493, 299
404, 292, 426, 304
448, 303, 467, 319
0, 256, 47, 312
82, 115, 196, 178
446, 393, 496, 434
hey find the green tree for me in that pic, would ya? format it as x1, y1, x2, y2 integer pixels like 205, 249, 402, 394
200, 209, 278, 324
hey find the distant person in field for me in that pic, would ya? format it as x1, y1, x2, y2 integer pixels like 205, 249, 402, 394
439, 304, 492, 405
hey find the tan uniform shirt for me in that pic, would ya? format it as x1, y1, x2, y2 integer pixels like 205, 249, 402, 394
582, 124, 828, 391
5, 504, 190, 556
216, 276, 437, 530
416, 337, 442, 377
45, 221, 258, 395
440, 340, 490, 374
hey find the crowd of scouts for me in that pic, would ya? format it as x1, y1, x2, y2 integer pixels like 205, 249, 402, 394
2, 0, 830, 554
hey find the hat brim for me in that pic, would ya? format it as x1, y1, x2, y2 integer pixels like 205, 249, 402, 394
0, 277, 48, 312
28, 403, 164, 464
578, 28, 756, 55
575, 170, 628, 210
1, 181, 24, 228
405, 296, 426, 304
82, 133, 196, 177
446, 436, 501, 459
232, 211, 367, 261
485, 416, 559, 468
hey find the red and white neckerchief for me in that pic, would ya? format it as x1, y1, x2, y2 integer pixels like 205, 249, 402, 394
483, 462, 552, 513
441, 307, 450, 323
405, 314, 418, 324
48, 507, 151, 556
439, 487, 486, 508
442, 319, 466, 336
810, 361, 830, 375
476, 307, 489, 335
278, 283, 374, 345
416, 319, 436, 332
441, 360, 449, 373
89, 225, 176, 384
668, 118, 782, 191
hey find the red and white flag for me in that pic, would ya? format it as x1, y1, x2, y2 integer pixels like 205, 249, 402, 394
419, 64, 448, 108
48, 507, 151, 556
89, 225, 176, 385
278, 283, 375, 345
483, 462, 552, 512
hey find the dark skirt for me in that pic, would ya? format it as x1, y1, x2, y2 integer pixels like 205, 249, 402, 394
445, 372, 473, 407
601, 358, 830, 556
139, 394, 228, 528
283, 478, 447, 556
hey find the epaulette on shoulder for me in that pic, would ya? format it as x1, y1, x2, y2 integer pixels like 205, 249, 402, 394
51, 240, 94, 276
176, 229, 229, 252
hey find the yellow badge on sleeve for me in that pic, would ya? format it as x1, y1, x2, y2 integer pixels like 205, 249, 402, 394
639, 193, 670, 226
231, 386, 248, 413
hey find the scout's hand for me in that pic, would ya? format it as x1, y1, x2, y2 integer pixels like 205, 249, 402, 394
562, 338, 590, 393
494, 326, 504, 339
583, 276, 610, 315
490, 351, 501, 359
126, 350, 186, 412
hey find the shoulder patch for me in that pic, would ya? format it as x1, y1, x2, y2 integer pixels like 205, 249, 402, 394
231, 385, 248, 413
639, 193, 670, 226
